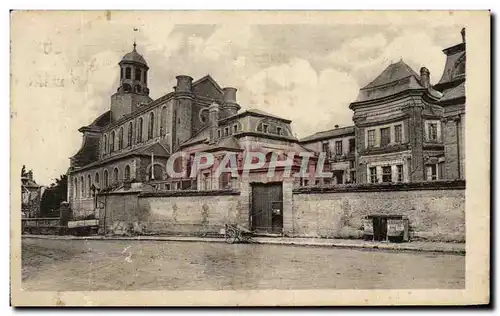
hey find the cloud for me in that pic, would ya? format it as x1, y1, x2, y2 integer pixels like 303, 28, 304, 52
242, 58, 359, 138
11, 13, 461, 185
326, 30, 447, 87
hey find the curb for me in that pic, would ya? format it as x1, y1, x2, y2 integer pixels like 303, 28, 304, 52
21, 235, 465, 255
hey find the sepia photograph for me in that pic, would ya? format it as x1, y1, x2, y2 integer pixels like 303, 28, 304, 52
9, 10, 490, 306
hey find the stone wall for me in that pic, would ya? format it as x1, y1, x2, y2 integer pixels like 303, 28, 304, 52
100, 190, 246, 236
291, 181, 465, 242
98, 180, 465, 242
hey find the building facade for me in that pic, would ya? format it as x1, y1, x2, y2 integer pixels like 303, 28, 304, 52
67, 44, 314, 231
300, 29, 466, 185
21, 169, 42, 218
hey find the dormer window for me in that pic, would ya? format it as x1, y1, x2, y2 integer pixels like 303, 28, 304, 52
224, 127, 229, 136
233, 124, 238, 133
217, 129, 221, 138
263, 124, 269, 133
276, 127, 282, 135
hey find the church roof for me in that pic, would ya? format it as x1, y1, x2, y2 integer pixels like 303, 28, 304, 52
120, 44, 147, 65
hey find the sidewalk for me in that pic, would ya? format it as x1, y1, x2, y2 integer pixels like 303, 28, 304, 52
22, 234, 465, 254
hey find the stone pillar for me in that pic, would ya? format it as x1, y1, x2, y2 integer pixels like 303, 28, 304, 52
174, 75, 194, 150
208, 102, 220, 143
222, 87, 241, 117
282, 178, 295, 236
408, 100, 425, 181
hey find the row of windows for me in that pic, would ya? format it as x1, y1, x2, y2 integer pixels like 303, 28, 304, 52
73, 165, 132, 199
120, 66, 147, 84
369, 165, 404, 183
257, 122, 284, 136
217, 124, 239, 138
103, 107, 168, 155
322, 138, 356, 157
367, 124, 403, 148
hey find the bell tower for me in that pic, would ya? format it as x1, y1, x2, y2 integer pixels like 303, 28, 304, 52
110, 42, 152, 122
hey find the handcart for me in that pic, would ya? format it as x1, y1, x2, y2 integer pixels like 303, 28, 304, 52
224, 223, 254, 244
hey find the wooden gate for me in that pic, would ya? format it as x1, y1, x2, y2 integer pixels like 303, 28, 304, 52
251, 182, 283, 234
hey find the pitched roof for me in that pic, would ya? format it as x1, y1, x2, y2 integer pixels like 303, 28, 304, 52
439, 81, 465, 102
192, 74, 223, 92
300, 126, 355, 143
361, 60, 422, 90
353, 60, 431, 103
72, 142, 170, 172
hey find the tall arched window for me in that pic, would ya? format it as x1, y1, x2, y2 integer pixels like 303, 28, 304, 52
103, 170, 109, 188
148, 164, 163, 181
148, 112, 155, 140
95, 172, 100, 187
80, 176, 84, 198
120, 68, 123, 80
103, 134, 108, 154
87, 174, 92, 197
135, 68, 141, 81
125, 67, 131, 79
113, 168, 119, 184
74, 177, 78, 199
160, 106, 167, 136
110, 130, 115, 152
124, 165, 131, 181
143, 70, 147, 85
118, 127, 124, 150
128, 122, 133, 147
137, 117, 143, 143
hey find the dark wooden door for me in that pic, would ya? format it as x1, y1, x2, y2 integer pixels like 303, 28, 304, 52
251, 183, 283, 234
373, 217, 388, 241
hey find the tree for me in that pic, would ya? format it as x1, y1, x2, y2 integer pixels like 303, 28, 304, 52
40, 174, 68, 217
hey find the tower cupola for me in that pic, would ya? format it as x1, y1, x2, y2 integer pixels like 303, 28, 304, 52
117, 42, 150, 96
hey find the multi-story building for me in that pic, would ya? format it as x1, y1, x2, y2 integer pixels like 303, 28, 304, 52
300, 28, 466, 185
300, 125, 356, 184
67, 44, 313, 228
21, 170, 42, 218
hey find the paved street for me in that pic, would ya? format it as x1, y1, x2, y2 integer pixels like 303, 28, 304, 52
22, 238, 465, 291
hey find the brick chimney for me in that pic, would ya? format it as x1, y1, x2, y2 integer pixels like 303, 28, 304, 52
420, 67, 430, 89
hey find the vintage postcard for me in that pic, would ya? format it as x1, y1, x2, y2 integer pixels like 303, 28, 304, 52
10, 10, 490, 306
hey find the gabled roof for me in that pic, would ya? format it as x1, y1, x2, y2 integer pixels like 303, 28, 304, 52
192, 74, 223, 92
361, 60, 422, 90
300, 126, 355, 143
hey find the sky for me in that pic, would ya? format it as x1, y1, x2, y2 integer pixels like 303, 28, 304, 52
11, 11, 465, 185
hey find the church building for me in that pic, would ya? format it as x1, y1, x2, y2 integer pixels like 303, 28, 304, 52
67, 43, 314, 223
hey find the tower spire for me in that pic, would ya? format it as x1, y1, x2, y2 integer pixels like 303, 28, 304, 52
133, 40, 136, 51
